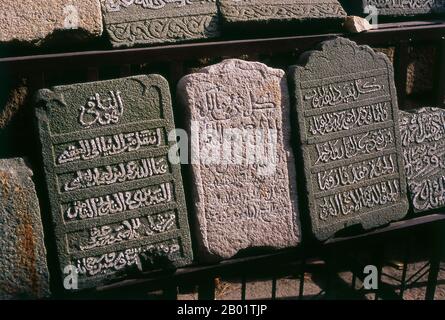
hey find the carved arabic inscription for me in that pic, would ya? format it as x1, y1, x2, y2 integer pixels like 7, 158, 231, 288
35, 75, 193, 289
400, 108, 445, 212
291, 37, 408, 240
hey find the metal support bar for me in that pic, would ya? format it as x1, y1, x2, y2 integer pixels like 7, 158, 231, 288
198, 278, 215, 300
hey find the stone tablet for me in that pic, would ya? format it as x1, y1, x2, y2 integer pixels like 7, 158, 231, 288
178, 59, 300, 261
0, 158, 50, 299
290, 37, 409, 241
101, 0, 220, 48
0, 0, 103, 46
400, 108, 445, 212
35, 75, 193, 290
341, 0, 445, 17
218, 0, 346, 25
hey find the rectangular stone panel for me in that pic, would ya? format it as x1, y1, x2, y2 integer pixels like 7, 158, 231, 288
35, 75, 193, 290
0, 0, 103, 46
290, 37, 409, 241
400, 108, 445, 212
101, 0, 220, 48
0, 158, 50, 299
177, 59, 300, 261
341, 0, 445, 17
218, 0, 347, 24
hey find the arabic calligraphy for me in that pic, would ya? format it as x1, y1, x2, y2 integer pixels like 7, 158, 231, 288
400, 108, 445, 211
318, 179, 400, 221
57, 128, 162, 165
62, 156, 169, 192
202, 88, 276, 120
76, 239, 180, 276
314, 128, 394, 165
317, 154, 397, 192
76, 211, 177, 251
64, 182, 173, 221
411, 176, 445, 211
304, 77, 384, 109
80, 218, 142, 250
79, 91, 124, 128
400, 107, 445, 147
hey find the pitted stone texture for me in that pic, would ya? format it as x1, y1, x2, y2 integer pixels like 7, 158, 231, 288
400, 108, 445, 212
0, 158, 50, 299
290, 37, 409, 241
35, 75, 193, 290
101, 0, 220, 48
0, 0, 103, 45
341, 0, 445, 17
178, 59, 300, 261
218, 0, 346, 24
343, 16, 373, 33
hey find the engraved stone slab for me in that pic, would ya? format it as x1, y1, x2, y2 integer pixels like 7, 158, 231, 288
341, 0, 445, 17
35, 75, 193, 290
178, 59, 300, 261
218, 0, 347, 25
290, 37, 409, 241
101, 0, 220, 48
400, 108, 445, 212
0, 158, 50, 299
0, 0, 103, 46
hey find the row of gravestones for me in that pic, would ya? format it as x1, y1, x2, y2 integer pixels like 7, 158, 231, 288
1, 36, 444, 299
2, 1, 445, 48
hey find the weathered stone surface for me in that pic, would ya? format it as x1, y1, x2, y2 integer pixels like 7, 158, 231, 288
35, 75, 193, 290
407, 46, 435, 96
341, 0, 445, 17
290, 37, 409, 240
218, 0, 346, 24
343, 16, 373, 33
101, 0, 220, 48
0, 0, 103, 45
0, 158, 50, 299
400, 108, 445, 212
178, 59, 300, 261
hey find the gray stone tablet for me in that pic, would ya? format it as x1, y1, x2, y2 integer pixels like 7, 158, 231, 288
101, 0, 220, 48
341, 0, 445, 17
0, 158, 50, 299
35, 75, 193, 290
400, 108, 445, 212
218, 0, 347, 24
178, 59, 300, 261
290, 37, 409, 241
0, 0, 103, 46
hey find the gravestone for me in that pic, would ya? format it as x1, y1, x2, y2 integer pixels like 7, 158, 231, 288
341, 0, 445, 17
0, 158, 50, 299
177, 59, 300, 261
290, 37, 409, 240
0, 0, 103, 46
218, 0, 346, 26
400, 108, 445, 212
101, 0, 220, 48
35, 75, 193, 290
